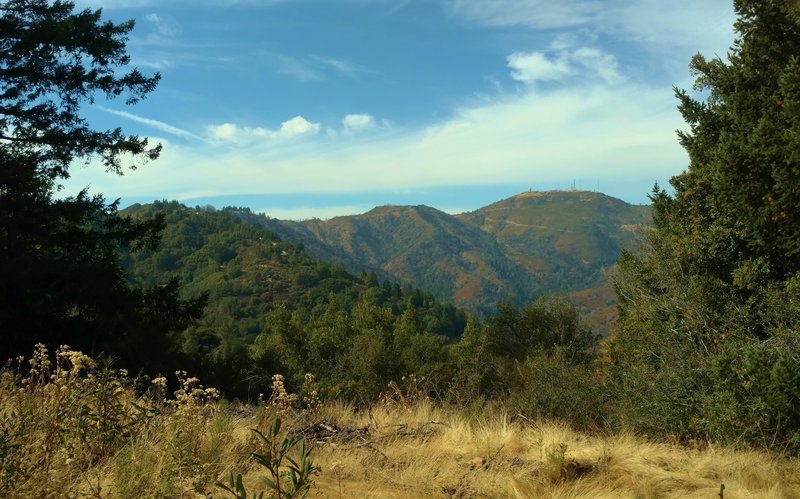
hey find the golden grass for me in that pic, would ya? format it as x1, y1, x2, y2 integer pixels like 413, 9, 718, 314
2, 346, 799, 498
303, 400, 800, 499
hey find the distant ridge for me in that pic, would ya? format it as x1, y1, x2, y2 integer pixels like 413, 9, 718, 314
248, 190, 652, 331
249, 203, 533, 316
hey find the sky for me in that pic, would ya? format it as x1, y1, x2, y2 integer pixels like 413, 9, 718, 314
64, 0, 737, 219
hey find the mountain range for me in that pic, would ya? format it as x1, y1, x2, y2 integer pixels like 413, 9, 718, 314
244, 190, 652, 331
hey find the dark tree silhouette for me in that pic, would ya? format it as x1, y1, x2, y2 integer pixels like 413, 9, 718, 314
0, 0, 205, 371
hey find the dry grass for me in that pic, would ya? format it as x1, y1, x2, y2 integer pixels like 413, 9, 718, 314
2, 346, 799, 498
304, 400, 800, 499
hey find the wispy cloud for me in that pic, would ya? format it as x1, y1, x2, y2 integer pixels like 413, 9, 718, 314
271, 54, 372, 82
312, 56, 373, 76
316, 57, 356, 73
274, 55, 322, 82
446, 0, 734, 56
129, 57, 173, 70
609, 0, 735, 55
96, 106, 204, 141
126, 10, 234, 71
144, 13, 181, 37
571, 48, 624, 85
446, 0, 600, 29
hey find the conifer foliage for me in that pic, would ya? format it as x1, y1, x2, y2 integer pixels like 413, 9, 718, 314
610, 0, 800, 449
0, 1, 204, 369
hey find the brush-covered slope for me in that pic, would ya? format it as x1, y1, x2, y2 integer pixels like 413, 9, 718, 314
254, 205, 534, 315
458, 191, 651, 330
458, 190, 651, 293
253, 191, 650, 326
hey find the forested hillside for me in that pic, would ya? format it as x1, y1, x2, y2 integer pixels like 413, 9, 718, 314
123, 202, 467, 338
121, 201, 469, 396
459, 191, 650, 293
119, 201, 598, 409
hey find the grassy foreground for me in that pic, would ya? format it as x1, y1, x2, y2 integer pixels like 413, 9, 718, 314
2, 346, 799, 498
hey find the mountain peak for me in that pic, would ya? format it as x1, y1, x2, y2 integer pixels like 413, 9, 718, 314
512, 189, 609, 200
366, 204, 435, 215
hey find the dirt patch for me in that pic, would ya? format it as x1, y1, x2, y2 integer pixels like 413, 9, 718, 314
292, 421, 370, 444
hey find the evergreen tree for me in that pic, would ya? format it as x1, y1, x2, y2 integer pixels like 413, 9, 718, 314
0, 0, 205, 369
610, 0, 800, 448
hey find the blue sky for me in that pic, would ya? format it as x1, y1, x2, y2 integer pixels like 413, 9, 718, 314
65, 0, 736, 219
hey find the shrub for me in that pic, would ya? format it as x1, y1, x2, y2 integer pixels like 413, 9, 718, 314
507, 350, 607, 431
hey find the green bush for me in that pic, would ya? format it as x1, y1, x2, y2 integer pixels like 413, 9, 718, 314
507, 350, 606, 431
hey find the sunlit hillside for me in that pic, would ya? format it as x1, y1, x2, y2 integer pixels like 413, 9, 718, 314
459, 191, 650, 280
252, 191, 650, 325
251, 204, 533, 316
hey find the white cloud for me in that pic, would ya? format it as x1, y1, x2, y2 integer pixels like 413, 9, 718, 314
507, 52, 571, 84
507, 45, 623, 86
208, 116, 320, 144
279, 116, 320, 136
342, 114, 376, 132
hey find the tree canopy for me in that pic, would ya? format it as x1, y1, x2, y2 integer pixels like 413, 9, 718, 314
0, 0, 203, 371
0, 0, 161, 179
610, 0, 800, 449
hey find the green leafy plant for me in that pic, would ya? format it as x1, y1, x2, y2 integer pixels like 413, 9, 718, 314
543, 442, 570, 483
217, 416, 319, 499
217, 471, 263, 499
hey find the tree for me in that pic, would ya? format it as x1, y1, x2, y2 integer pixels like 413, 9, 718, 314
609, 0, 800, 448
0, 0, 205, 371
484, 298, 595, 364
0, 0, 160, 177
447, 315, 493, 404
663, 0, 800, 286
